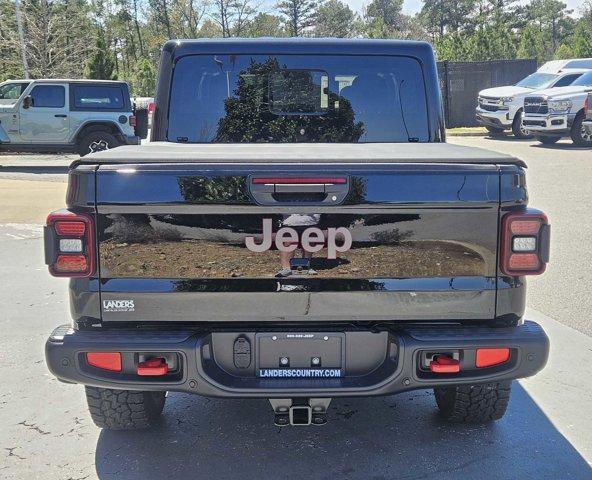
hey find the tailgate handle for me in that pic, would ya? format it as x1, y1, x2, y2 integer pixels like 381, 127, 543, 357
249, 176, 349, 205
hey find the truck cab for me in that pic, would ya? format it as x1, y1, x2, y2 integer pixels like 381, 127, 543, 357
0, 79, 141, 155
44, 39, 550, 429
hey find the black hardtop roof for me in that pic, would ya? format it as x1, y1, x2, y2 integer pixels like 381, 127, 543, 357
77, 142, 526, 168
163, 37, 435, 60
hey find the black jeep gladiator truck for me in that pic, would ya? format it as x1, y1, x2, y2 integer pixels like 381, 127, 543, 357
44, 38, 550, 429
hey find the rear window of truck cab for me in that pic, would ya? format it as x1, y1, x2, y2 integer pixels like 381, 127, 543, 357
168, 55, 430, 143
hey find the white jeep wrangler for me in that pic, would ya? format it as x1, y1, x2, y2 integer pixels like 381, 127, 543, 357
0, 79, 145, 156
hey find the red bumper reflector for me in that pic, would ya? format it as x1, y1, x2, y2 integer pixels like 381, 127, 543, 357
137, 358, 169, 376
55, 255, 88, 273
252, 177, 347, 184
55, 221, 86, 236
429, 355, 460, 374
476, 348, 510, 368
86, 352, 122, 372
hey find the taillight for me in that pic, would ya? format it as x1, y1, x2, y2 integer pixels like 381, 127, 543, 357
500, 210, 550, 276
129, 115, 137, 127
45, 210, 95, 277
147, 102, 155, 113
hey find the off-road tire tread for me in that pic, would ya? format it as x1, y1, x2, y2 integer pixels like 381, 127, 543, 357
434, 381, 511, 423
85, 386, 166, 430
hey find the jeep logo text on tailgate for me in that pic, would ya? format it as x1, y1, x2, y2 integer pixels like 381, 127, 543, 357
245, 218, 352, 259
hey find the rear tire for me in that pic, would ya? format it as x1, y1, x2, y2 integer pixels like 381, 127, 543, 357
570, 112, 592, 147
85, 386, 166, 430
485, 126, 505, 136
536, 135, 561, 145
511, 110, 533, 139
434, 381, 511, 423
78, 131, 119, 157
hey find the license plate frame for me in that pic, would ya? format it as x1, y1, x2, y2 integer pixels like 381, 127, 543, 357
256, 332, 345, 379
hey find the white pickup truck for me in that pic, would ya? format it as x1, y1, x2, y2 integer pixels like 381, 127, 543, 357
476, 59, 592, 139
522, 70, 592, 146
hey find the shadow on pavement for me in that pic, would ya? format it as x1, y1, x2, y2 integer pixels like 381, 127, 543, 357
482, 135, 533, 142
530, 143, 591, 150
95, 383, 591, 480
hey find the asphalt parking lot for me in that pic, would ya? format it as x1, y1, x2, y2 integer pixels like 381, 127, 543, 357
0, 137, 591, 479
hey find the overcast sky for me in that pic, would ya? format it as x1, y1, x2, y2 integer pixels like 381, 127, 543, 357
339, 0, 586, 16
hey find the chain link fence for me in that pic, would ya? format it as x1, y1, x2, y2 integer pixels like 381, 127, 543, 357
437, 59, 538, 128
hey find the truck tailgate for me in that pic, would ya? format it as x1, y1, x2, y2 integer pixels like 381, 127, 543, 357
95, 163, 502, 323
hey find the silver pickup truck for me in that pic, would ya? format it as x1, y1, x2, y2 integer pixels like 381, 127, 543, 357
0, 79, 142, 156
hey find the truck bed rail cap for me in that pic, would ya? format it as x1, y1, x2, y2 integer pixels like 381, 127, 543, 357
75, 143, 526, 168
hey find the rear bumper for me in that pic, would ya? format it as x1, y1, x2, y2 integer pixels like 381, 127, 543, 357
46, 321, 549, 398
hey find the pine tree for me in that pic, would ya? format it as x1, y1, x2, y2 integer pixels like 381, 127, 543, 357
314, 0, 356, 38
86, 29, 117, 80
571, 19, 592, 57
276, 0, 320, 36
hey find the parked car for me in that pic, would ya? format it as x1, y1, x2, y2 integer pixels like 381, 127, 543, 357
583, 92, 592, 137
476, 67, 588, 139
522, 70, 592, 146
0, 79, 144, 156
44, 39, 550, 430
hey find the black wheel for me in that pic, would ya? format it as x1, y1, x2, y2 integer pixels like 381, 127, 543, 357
511, 110, 533, 139
85, 386, 166, 430
78, 131, 119, 157
434, 381, 511, 423
570, 112, 592, 147
485, 126, 505, 136
536, 135, 561, 145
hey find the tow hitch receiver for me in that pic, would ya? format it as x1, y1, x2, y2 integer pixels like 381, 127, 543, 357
269, 398, 331, 426
429, 355, 460, 374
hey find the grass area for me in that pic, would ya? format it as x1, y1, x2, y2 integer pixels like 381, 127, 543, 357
446, 127, 488, 136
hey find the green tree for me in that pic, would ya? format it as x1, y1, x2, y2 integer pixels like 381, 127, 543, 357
571, 19, 592, 57
526, 0, 574, 53
419, 0, 476, 39
130, 57, 156, 96
553, 43, 574, 59
276, 0, 321, 36
517, 24, 546, 63
365, 0, 403, 31
247, 13, 285, 37
314, 0, 356, 37
435, 32, 472, 61
86, 28, 117, 79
